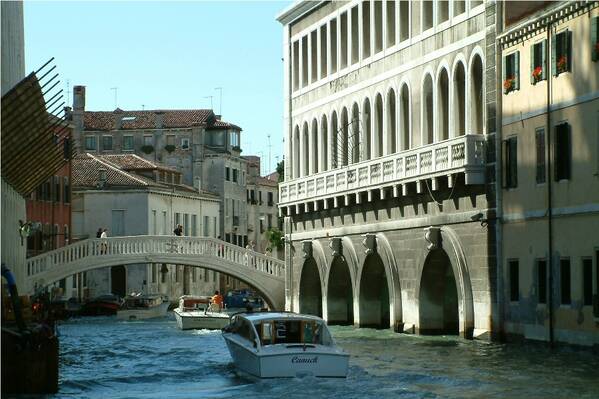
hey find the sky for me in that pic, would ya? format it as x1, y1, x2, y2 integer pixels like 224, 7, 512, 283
24, 0, 290, 175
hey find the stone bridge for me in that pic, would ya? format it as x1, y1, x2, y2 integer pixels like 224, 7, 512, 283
25, 236, 286, 309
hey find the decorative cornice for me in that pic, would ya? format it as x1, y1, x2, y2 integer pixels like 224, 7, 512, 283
276, 1, 326, 25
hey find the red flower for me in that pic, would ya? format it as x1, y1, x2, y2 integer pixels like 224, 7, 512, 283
503, 77, 515, 92
557, 55, 568, 72
532, 66, 543, 82
595, 42, 599, 56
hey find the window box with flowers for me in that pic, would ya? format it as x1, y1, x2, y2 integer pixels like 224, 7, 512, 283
141, 144, 154, 154
530, 40, 546, 84
503, 77, 516, 94
503, 51, 520, 94
552, 30, 571, 76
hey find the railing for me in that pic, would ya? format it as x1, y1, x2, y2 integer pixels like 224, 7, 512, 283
26, 236, 285, 281
279, 134, 486, 206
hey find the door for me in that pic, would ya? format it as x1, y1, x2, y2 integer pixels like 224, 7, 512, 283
111, 210, 125, 236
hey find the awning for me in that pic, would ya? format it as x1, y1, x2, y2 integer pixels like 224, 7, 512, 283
1, 58, 73, 196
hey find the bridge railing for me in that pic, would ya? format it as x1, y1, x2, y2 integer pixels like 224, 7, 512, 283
26, 236, 285, 280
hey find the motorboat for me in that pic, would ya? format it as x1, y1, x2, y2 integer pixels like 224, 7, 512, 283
173, 295, 230, 330
116, 293, 170, 321
80, 293, 124, 316
224, 289, 265, 311
222, 312, 349, 378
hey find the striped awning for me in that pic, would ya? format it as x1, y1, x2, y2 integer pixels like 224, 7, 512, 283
1, 59, 73, 196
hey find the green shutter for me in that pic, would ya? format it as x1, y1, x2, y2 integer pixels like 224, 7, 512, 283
514, 51, 520, 90
592, 17, 598, 62
502, 140, 508, 188
530, 44, 535, 84
502, 52, 506, 93
551, 33, 557, 76
541, 40, 547, 80
567, 30, 572, 72
565, 123, 571, 180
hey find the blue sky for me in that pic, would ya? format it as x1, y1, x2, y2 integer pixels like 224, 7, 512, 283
24, 0, 290, 175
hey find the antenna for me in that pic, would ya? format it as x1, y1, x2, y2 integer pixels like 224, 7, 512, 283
203, 95, 214, 110
214, 87, 222, 115
66, 79, 70, 107
141, 104, 145, 110
267, 134, 272, 175
110, 87, 118, 109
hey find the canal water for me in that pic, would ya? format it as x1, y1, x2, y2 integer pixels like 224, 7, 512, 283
49, 315, 598, 399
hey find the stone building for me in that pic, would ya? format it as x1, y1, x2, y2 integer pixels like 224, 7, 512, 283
71, 153, 221, 300
277, 0, 498, 338
68, 87, 249, 249
498, 1, 599, 346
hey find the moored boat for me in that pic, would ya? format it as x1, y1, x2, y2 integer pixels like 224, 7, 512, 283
80, 293, 124, 316
173, 295, 230, 330
222, 312, 349, 378
116, 293, 170, 321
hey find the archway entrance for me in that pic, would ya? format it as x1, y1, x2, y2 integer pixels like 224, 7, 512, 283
359, 254, 390, 328
111, 265, 126, 297
419, 249, 459, 335
327, 256, 354, 325
299, 258, 322, 316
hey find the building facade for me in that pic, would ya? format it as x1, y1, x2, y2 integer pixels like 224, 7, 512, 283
71, 153, 221, 300
498, 1, 599, 346
277, 0, 498, 338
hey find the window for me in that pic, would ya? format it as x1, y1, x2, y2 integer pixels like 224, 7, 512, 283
162, 211, 167, 235
260, 218, 264, 234
175, 212, 181, 227
351, 6, 359, 64
399, 0, 409, 42
184, 214, 189, 236
310, 30, 317, 83
152, 210, 157, 235
330, 19, 337, 73
192, 267, 196, 283
181, 138, 190, 149
85, 136, 97, 151
583, 258, 593, 306
64, 225, 69, 244
454, 1, 465, 16
503, 51, 520, 94
422, 0, 433, 31
123, 135, 134, 151
293, 40, 299, 90
537, 259, 547, 304
267, 214, 272, 229
225, 167, 230, 181
143, 135, 153, 146
267, 192, 274, 206
233, 169, 238, 183
362, 1, 371, 59
437, 0, 448, 24
102, 136, 113, 151
203, 216, 210, 236
166, 135, 175, 146
530, 40, 547, 84
259, 191, 263, 204
535, 128, 546, 184
503, 137, 517, 189
509, 260, 519, 302
54, 176, 61, 203
592, 16, 599, 62
554, 122, 571, 181
552, 30, 572, 76
561, 258, 571, 305
191, 215, 197, 236
230, 132, 239, 147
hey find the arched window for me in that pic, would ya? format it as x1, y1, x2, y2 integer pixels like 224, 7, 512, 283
453, 61, 466, 136
470, 54, 484, 134
437, 68, 449, 141
293, 125, 300, 178
302, 122, 309, 176
363, 98, 372, 160
351, 103, 360, 163
331, 111, 338, 168
422, 74, 434, 145
311, 119, 319, 174
341, 107, 349, 166
399, 83, 410, 150
386, 88, 397, 154
321, 114, 328, 171
374, 93, 384, 157
53, 224, 59, 250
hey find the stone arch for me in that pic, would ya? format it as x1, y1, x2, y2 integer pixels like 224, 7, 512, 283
436, 64, 450, 142
452, 56, 467, 137
357, 253, 390, 328
341, 106, 350, 166
399, 80, 411, 150
350, 102, 360, 163
298, 256, 323, 316
385, 87, 397, 154
375, 232, 403, 328
302, 122, 309, 176
414, 226, 474, 338
374, 92, 384, 158
311, 118, 319, 174
468, 49, 484, 135
293, 125, 300, 178
320, 114, 328, 171
421, 72, 434, 146
362, 97, 372, 161
330, 110, 339, 168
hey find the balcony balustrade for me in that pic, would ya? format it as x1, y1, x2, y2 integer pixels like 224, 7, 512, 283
279, 134, 485, 213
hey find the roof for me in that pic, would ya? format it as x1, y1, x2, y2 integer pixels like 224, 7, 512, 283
82, 108, 242, 132
83, 109, 214, 131
99, 153, 178, 173
256, 176, 278, 188
236, 311, 325, 323
276, 1, 325, 25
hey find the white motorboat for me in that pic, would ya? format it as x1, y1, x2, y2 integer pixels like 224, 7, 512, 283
116, 293, 170, 321
222, 312, 349, 378
173, 295, 230, 330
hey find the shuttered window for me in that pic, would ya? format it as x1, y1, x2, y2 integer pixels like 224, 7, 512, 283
502, 51, 520, 93
552, 30, 572, 76
509, 260, 519, 302
561, 259, 571, 305
554, 122, 571, 181
591, 17, 598, 62
530, 40, 546, 84
503, 137, 518, 189
537, 259, 547, 305
535, 128, 546, 184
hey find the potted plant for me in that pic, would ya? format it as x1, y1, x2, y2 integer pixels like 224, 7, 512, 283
164, 144, 176, 153
264, 228, 284, 251
556, 55, 568, 74
532, 66, 543, 83
141, 144, 154, 154
503, 76, 516, 93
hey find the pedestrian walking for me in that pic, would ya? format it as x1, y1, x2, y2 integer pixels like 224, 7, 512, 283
217, 235, 224, 257
100, 228, 108, 254
96, 228, 103, 239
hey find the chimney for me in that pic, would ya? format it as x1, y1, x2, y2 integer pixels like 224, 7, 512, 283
97, 168, 107, 188
73, 85, 86, 111
155, 111, 164, 129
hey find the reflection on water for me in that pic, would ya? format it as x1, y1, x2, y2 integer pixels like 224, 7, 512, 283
51, 315, 599, 399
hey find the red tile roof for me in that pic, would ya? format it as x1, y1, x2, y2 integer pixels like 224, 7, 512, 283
207, 119, 242, 131
83, 109, 214, 131
99, 154, 178, 173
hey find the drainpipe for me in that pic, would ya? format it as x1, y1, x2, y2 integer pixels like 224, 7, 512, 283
495, 0, 504, 341
546, 22, 554, 347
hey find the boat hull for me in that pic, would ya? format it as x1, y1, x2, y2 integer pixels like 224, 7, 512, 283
116, 302, 169, 321
223, 335, 349, 378
173, 309, 230, 330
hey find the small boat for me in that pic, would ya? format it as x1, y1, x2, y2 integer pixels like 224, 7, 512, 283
116, 293, 170, 321
222, 312, 349, 378
224, 289, 264, 311
80, 293, 124, 316
173, 295, 230, 330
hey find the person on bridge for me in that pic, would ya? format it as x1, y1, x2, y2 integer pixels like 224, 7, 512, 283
100, 228, 108, 254
96, 228, 103, 239
173, 224, 183, 236
208, 290, 224, 313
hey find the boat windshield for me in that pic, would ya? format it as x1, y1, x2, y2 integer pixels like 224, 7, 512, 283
255, 320, 333, 347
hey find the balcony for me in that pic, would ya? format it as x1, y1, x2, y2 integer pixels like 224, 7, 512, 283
279, 134, 486, 214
